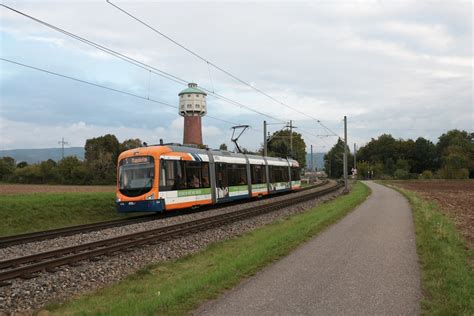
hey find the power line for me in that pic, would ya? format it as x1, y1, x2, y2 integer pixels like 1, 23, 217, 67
0, 57, 241, 127
106, 0, 340, 137
0, 4, 283, 124
1, 4, 325, 146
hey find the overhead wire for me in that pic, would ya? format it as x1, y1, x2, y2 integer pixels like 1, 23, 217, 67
0, 4, 283, 124
106, 0, 340, 137
2, 3, 340, 148
0, 57, 241, 127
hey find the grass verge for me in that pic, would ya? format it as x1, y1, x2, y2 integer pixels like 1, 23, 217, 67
0, 192, 128, 236
44, 182, 370, 315
387, 184, 473, 315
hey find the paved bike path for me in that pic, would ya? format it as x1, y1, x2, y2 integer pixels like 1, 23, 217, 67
196, 181, 421, 315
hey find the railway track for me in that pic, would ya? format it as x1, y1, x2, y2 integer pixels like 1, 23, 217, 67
0, 181, 328, 249
0, 180, 341, 286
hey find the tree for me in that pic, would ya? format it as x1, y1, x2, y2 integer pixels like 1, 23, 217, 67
12, 164, 42, 183
39, 159, 60, 183
0, 157, 15, 180
266, 130, 306, 167
219, 143, 228, 151
383, 158, 395, 176
16, 161, 28, 169
120, 138, 142, 152
85, 134, 120, 184
436, 130, 474, 178
357, 134, 397, 163
58, 156, 91, 184
412, 137, 437, 173
324, 138, 353, 178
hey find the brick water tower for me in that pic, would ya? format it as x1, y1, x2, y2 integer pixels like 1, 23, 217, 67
179, 83, 207, 145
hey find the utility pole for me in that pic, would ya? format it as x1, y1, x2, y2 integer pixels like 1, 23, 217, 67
343, 116, 348, 192
310, 144, 313, 172
354, 143, 357, 170
58, 137, 68, 160
289, 120, 293, 158
263, 120, 267, 157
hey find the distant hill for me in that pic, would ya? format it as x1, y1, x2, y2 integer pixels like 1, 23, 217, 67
0, 147, 85, 164
306, 152, 325, 170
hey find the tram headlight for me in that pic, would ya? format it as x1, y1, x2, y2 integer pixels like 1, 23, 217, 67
146, 193, 155, 200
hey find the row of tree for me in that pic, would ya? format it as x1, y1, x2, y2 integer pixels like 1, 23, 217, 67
324, 129, 474, 179
1, 129, 470, 185
0, 135, 142, 185
0, 129, 308, 185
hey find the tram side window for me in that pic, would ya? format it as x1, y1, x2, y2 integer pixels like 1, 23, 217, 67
283, 166, 290, 182
160, 160, 210, 191
251, 165, 266, 184
275, 166, 283, 182
291, 167, 301, 181
185, 161, 200, 188
228, 164, 247, 186
270, 166, 289, 183
216, 163, 228, 188
159, 160, 185, 191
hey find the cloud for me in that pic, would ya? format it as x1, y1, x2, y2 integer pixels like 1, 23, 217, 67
382, 21, 454, 50
0, 117, 226, 150
0, 0, 472, 154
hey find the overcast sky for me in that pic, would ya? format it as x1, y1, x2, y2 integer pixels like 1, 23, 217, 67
0, 0, 472, 153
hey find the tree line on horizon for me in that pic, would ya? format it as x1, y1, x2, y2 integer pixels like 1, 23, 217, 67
0, 129, 307, 185
0, 135, 142, 185
0, 129, 471, 185
324, 129, 473, 180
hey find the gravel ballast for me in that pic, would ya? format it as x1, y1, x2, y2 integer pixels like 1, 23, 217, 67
0, 183, 344, 314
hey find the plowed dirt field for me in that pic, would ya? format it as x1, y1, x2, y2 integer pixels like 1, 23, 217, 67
392, 180, 473, 246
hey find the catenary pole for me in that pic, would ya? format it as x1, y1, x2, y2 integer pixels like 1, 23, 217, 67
343, 116, 348, 192
354, 143, 357, 170
289, 120, 293, 158
263, 120, 267, 157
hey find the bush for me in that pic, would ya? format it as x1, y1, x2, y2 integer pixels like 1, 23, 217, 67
12, 165, 43, 183
394, 169, 410, 180
419, 170, 433, 179
437, 167, 469, 179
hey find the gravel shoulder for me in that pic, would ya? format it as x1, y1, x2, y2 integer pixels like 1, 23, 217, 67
0, 181, 341, 314
196, 181, 422, 315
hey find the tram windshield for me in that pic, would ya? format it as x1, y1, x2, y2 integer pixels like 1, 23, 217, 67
119, 156, 154, 197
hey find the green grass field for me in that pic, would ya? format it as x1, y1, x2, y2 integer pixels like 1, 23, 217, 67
44, 182, 370, 315
0, 192, 127, 237
388, 185, 474, 315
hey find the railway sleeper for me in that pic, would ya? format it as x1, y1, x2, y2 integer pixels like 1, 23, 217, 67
20, 273, 40, 280
90, 256, 103, 262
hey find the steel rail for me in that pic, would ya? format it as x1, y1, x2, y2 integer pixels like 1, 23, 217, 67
0, 181, 327, 248
0, 181, 340, 285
